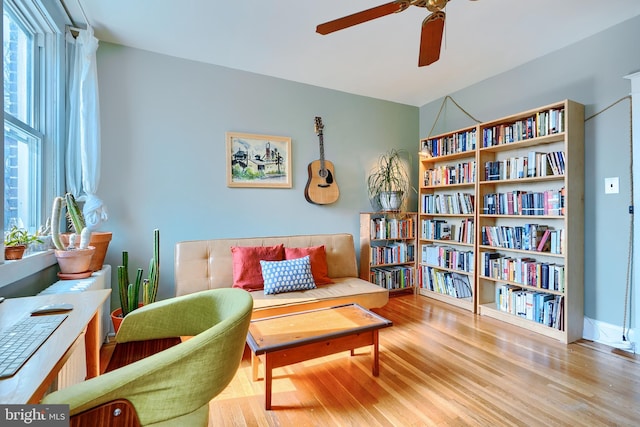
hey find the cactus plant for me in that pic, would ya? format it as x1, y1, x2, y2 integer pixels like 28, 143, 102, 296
116, 229, 160, 320
51, 194, 90, 251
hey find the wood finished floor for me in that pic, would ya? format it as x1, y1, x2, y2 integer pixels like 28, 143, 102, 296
102, 293, 640, 426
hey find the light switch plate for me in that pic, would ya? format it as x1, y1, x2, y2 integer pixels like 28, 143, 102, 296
605, 177, 619, 194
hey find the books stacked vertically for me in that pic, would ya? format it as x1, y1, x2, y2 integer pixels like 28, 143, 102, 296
480, 224, 562, 253
481, 189, 564, 216
482, 107, 565, 147
420, 266, 472, 299
495, 283, 564, 330
423, 161, 476, 186
370, 242, 415, 266
420, 193, 475, 214
482, 252, 565, 292
370, 265, 415, 290
422, 244, 474, 272
421, 129, 477, 157
369, 216, 415, 240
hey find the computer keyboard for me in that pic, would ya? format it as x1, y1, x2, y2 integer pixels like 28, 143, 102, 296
0, 314, 68, 379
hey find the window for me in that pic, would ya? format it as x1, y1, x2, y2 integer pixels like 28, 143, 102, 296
3, 0, 63, 234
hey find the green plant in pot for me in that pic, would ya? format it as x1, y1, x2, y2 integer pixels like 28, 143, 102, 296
112, 229, 160, 333
51, 194, 95, 276
53, 193, 112, 272
4, 225, 43, 260
367, 148, 414, 211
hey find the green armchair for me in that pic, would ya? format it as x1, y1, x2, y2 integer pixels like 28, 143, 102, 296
41, 288, 253, 427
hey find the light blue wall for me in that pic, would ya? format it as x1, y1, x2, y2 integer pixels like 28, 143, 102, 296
96, 43, 418, 307
419, 15, 640, 328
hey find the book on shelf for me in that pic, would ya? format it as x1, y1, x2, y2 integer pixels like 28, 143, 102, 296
536, 229, 552, 252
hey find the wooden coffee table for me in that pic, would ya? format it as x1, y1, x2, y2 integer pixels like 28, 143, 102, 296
246, 303, 392, 410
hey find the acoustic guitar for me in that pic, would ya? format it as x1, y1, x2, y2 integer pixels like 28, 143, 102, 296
304, 117, 340, 205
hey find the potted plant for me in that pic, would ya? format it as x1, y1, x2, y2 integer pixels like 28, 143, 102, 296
366, 148, 415, 211
51, 195, 95, 277
111, 229, 160, 332
54, 193, 112, 272
4, 225, 43, 260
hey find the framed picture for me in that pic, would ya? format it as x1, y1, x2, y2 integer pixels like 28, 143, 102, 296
226, 132, 292, 188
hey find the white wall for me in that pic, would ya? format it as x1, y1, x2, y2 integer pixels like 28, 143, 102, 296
419, 15, 640, 333
96, 43, 418, 307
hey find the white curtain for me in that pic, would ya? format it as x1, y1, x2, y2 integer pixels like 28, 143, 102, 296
66, 26, 107, 230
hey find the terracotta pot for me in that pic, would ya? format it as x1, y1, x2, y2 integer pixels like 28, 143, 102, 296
55, 246, 96, 274
5, 245, 27, 260
60, 231, 112, 272
111, 304, 144, 333
111, 308, 125, 333
87, 231, 112, 271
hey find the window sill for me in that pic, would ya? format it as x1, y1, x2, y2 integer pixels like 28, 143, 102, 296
0, 250, 57, 289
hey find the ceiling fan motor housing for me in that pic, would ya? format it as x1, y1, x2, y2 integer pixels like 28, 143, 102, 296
424, 0, 449, 12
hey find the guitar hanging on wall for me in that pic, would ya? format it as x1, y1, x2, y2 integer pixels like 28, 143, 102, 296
305, 117, 340, 205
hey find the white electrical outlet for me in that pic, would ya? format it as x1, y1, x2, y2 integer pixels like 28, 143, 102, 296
605, 177, 619, 194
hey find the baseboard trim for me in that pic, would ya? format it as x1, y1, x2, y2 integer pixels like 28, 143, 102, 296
583, 316, 636, 352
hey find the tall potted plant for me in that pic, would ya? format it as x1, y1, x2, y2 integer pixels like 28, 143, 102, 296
367, 148, 414, 211
111, 229, 160, 332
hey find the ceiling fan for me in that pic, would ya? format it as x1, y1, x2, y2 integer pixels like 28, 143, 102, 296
316, 0, 473, 67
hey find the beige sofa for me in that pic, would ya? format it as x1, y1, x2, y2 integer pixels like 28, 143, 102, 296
174, 233, 389, 319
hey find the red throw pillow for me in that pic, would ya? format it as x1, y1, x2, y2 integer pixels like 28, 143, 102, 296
285, 245, 333, 285
231, 244, 285, 291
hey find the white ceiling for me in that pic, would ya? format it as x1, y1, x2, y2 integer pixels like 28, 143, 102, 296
62, 0, 640, 107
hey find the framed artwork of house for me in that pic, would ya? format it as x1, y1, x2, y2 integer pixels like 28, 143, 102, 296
226, 132, 292, 188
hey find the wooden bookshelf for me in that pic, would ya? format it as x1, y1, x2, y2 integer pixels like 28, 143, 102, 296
417, 127, 477, 312
359, 212, 417, 293
476, 99, 584, 343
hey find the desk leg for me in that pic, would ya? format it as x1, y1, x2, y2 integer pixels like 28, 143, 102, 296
265, 355, 272, 410
85, 312, 100, 378
372, 330, 379, 377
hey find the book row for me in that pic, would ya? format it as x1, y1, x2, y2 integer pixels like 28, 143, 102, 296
482, 108, 565, 147
369, 217, 415, 240
495, 284, 564, 330
482, 189, 564, 216
369, 242, 415, 266
423, 161, 476, 186
421, 244, 475, 273
483, 150, 565, 181
419, 267, 473, 299
369, 265, 415, 290
482, 252, 565, 292
421, 128, 477, 157
420, 193, 475, 215
481, 224, 563, 254
421, 218, 474, 244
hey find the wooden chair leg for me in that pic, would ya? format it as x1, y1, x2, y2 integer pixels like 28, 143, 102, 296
70, 399, 141, 427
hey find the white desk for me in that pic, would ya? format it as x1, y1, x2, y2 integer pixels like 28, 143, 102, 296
0, 289, 111, 403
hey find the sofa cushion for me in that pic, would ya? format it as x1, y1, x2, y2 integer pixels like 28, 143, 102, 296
284, 245, 333, 285
260, 256, 317, 295
231, 244, 285, 291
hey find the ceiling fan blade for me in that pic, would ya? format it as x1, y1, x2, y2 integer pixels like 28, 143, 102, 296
316, 2, 408, 35
418, 11, 445, 67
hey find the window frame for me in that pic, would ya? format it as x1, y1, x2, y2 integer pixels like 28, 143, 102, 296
1, 0, 68, 285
